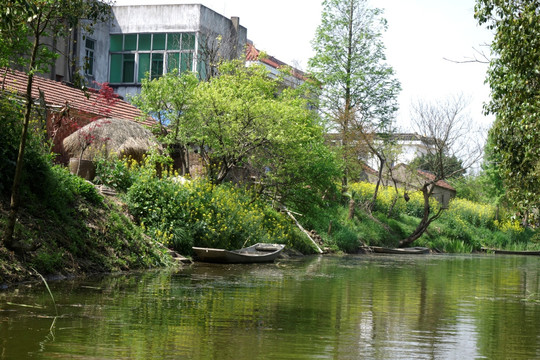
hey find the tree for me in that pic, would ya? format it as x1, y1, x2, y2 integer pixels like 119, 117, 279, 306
133, 59, 340, 209
1, 0, 112, 249
399, 95, 483, 247
474, 0, 540, 217
309, 0, 400, 187
410, 153, 466, 179
186, 61, 336, 187
131, 70, 199, 175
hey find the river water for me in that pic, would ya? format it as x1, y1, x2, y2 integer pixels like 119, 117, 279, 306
1, 254, 539, 359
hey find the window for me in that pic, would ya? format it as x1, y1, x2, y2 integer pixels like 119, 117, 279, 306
110, 53, 135, 83
109, 32, 196, 84
85, 38, 95, 76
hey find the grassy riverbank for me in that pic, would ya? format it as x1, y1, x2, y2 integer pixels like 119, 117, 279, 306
1, 146, 538, 285
0, 165, 173, 285
301, 181, 540, 254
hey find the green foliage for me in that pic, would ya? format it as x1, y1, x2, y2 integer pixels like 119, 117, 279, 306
131, 70, 198, 142
309, 0, 400, 184
410, 153, 465, 179
349, 181, 436, 218
475, 0, 540, 213
126, 175, 311, 254
0, 96, 24, 196
134, 59, 340, 212
94, 156, 137, 192
309, 0, 400, 123
50, 166, 103, 206
333, 226, 360, 253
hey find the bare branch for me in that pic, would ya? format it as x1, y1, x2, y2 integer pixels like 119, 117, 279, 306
443, 46, 491, 64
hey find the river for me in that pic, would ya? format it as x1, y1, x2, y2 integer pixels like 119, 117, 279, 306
1, 254, 539, 359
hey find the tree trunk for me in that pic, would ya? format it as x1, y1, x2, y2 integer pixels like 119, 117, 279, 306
398, 183, 443, 248
348, 197, 356, 220
368, 156, 385, 212
3, 21, 42, 248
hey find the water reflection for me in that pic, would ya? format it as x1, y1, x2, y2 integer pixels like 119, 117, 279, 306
1, 255, 539, 359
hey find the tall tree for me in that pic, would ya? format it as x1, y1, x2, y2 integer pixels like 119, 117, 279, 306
399, 95, 483, 247
309, 0, 400, 187
133, 59, 340, 209
474, 0, 540, 217
1, 0, 112, 249
131, 70, 199, 175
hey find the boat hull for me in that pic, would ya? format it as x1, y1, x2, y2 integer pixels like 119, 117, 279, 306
193, 243, 285, 263
369, 246, 430, 254
482, 248, 540, 256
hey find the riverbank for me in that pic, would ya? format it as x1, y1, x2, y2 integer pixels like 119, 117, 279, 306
2, 158, 539, 287
0, 188, 175, 286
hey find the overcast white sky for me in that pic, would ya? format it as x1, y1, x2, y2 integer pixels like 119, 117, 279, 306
114, 0, 494, 132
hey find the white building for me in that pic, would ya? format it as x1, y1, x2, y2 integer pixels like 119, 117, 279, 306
50, 4, 247, 99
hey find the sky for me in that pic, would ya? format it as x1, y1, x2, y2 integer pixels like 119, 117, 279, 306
114, 0, 494, 133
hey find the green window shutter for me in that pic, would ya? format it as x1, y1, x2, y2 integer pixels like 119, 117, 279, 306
110, 53, 122, 83
167, 33, 181, 50
138, 53, 151, 82
124, 34, 137, 51
123, 54, 135, 82
167, 53, 179, 73
138, 34, 151, 51
182, 33, 195, 50
151, 53, 164, 79
110, 34, 123, 52
153, 34, 166, 50
180, 53, 193, 73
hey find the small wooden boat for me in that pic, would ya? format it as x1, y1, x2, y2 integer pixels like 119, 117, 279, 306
482, 248, 540, 256
192, 243, 285, 264
369, 246, 430, 255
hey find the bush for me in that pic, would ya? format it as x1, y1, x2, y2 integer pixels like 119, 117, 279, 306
126, 175, 312, 254
447, 198, 496, 229
334, 226, 359, 253
349, 181, 437, 218
94, 156, 138, 192
0, 97, 23, 196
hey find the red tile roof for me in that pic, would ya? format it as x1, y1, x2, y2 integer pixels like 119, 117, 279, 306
417, 169, 456, 191
0, 68, 154, 126
245, 43, 307, 82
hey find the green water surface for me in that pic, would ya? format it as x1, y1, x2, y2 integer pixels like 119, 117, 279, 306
1, 254, 539, 359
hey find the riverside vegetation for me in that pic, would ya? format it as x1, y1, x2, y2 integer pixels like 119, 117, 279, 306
2, 0, 540, 284
1, 91, 540, 284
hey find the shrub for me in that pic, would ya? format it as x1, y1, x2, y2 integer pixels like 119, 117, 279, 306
94, 156, 137, 192
447, 198, 496, 229
349, 181, 437, 218
334, 226, 359, 253
126, 176, 312, 254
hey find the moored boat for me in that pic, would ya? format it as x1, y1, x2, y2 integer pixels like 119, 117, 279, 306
192, 243, 286, 263
369, 246, 430, 254
482, 248, 540, 256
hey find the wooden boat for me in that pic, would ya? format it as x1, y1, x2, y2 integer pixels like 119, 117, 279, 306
192, 243, 285, 264
369, 246, 430, 255
482, 248, 540, 256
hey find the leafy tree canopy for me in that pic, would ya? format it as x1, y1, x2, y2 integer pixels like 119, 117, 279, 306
308, 0, 400, 186
475, 0, 540, 212
410, 153, 466, 180
135, 60, 340, 211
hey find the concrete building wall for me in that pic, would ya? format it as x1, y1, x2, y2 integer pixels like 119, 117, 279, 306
106, 4, 247, 99
111, 5, 202, 33
80, 20, 111, 86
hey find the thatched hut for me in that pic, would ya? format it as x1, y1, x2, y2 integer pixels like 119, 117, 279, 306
63, 118, 160, 163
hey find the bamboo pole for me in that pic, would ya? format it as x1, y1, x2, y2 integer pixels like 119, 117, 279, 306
284, 208, 323, 254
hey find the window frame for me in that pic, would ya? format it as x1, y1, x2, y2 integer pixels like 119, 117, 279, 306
84, 38, 96, 76
109, 32, 197, 84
